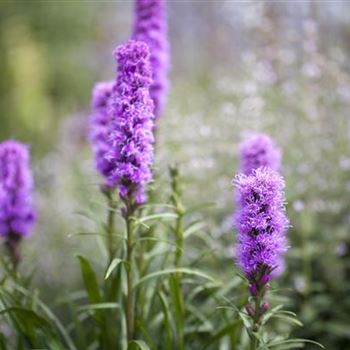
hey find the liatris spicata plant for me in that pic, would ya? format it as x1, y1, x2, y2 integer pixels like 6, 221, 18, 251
89, 80, 115, 185
239, 134, 281, 176
234, 167, 288, 348
0, 140, 35, 268
107, 39, 154, 343
133, 0, 170, 117
239, 134, 285, 277
107, 39, 155, 205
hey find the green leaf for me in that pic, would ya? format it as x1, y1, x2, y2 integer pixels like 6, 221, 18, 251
137, 237, 183, 253
261, 305, 284, 325
134, 268, 216, 289
205, 320, 241, 348
128, 340, 151, 350
238, 310, 252, 330
271, 314, 303, 327
183, 221, 206, 238
0, 306, 49, 327
135, 212, 178, 225
157, 291, 173, 348
268, 338, 324, 349
0, 306, 50, 340
10, 284, 77, 350
104, 258, 126, 280
169, 276, 184, 345
77, 255, 101, 304
77, 303, 120, 313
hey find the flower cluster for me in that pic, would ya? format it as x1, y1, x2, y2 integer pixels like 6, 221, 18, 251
0, 140, 35, 238
107, 40, 155, 204
234, 167, 289, 278
239, 134, 281, 176
89, 80, 115, 183
133, 0, 169, 117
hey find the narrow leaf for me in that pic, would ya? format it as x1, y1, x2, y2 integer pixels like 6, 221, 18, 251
77, 255, 101, 304
128, 340, 151, 350
134, 268, 216, 289
104, 258, 125, 280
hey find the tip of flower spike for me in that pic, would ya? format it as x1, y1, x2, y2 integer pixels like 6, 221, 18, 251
114, 39, 151, 67
239, 133, 282, 175
113, 40, 153, 90
0, 140, 30, 161
233, 167, 285, 193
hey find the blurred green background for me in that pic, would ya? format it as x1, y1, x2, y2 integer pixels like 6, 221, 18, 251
1, 1, 350, 348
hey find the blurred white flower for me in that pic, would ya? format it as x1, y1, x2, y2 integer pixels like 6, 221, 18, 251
302, 62, 321, 79
336, 242, 347, 256
293, 200, 305, 212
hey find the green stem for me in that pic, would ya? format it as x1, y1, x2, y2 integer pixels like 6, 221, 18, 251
174, 213, 184, 268
126, 204, 135, 343
247, 274, 269, 350
105, 190, 117, 263
248, 298, 260, 350
169, 165, 185, 350
250, 337, 258, 350
5, 233, 21, 277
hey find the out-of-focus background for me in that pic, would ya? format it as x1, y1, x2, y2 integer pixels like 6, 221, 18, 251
1, 2, 350, 348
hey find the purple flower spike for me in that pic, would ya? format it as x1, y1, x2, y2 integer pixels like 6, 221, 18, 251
234, 167, 289, 279
107, 40, 155, 204
0, 140, 35, 238
89, 81, 115, 183
239, 134, 281, 176
133, 0, 170, 118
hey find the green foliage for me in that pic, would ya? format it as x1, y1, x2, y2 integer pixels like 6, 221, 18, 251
0, 163, 324, 349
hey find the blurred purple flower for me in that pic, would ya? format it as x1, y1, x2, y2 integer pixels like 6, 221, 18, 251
89, 81, 115, 183
234, 167, 289, 278
133, 0, 170, 118
107, 40, 154, 204
239, 134, 281, 175
0, 140, 35, 238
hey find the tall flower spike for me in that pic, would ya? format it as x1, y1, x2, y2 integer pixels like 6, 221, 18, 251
107, 40, 155, 204
133, 0, 170, 118
0, 140, 35, 265
89, 80, 115, 183
0, 140, 35, 237
239, 134, 281, 176
234, 167, 289, 279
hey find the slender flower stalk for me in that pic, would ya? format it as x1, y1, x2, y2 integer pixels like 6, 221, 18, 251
239, 134, 281, 176
102, 187, 118, 263
169, 165, 185, 350
133, 0, 170, 118
169, 165, 185, 268
0, 140, 35, 269
107, 39, 155, 342
234, 167, 289, 347
125, 201, 136, 343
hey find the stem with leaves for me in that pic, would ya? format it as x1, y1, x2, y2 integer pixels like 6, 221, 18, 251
169, 165, 185, 268
101, 186, 117, 263
124, 198, 136, 343
245, 267, 270, 350
5, 232, 21, 276
169, 165, 185, 350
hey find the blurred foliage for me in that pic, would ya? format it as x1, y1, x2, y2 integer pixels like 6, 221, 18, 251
0, 2, 116, 151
